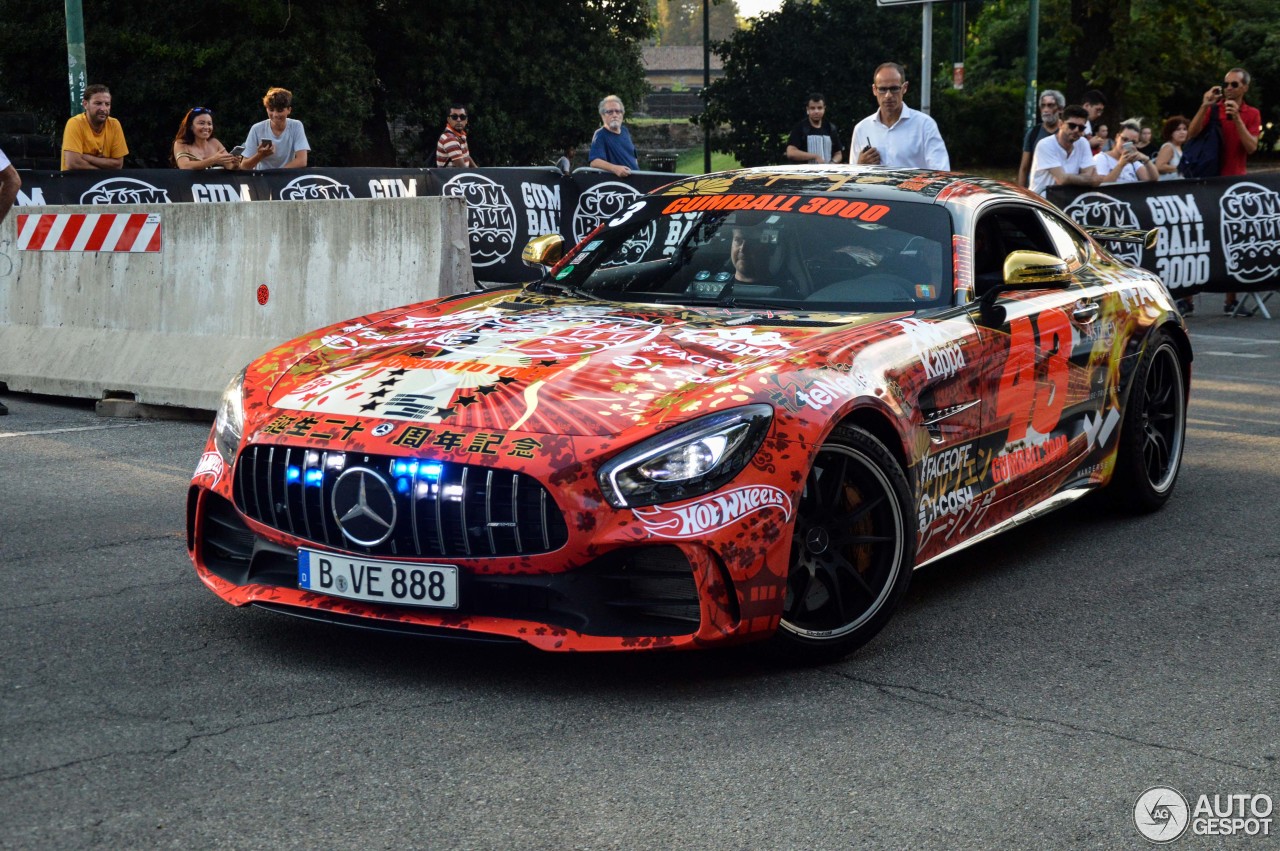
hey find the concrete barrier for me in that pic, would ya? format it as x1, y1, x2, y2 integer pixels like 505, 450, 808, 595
0, 196, 473, 410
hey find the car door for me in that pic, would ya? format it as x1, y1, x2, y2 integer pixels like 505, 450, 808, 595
970, 204, 1112, 504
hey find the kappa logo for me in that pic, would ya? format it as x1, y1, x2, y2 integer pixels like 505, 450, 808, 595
443, 173, 517, 267
80, 177, 171, 205
279, 175, 356, 201
1064, 192, 1142, 265
193, 451, 225, 487
573, 182, 656, 264
633, 485, 792, 538
1219, 182, 1280, 284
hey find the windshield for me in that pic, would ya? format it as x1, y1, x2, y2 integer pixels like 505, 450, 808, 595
552, 194, 953, 313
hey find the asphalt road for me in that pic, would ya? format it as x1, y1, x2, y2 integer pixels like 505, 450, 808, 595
1, 303, 1277, 850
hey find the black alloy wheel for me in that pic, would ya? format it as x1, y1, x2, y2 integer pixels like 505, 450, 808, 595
775, 425, 915, 662
1105, 331, 1187, 513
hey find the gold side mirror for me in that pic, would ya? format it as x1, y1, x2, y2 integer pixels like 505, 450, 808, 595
522, 234, 564, 268
1003, 250, 1071, 287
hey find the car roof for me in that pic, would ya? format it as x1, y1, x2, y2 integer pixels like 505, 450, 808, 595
652, 164, 1036, 208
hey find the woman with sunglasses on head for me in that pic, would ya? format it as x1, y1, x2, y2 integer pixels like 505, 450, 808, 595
171, 107, 239, 169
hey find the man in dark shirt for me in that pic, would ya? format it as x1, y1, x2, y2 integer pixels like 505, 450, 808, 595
785, 93, 844, 165
1017, 89, 1064, 187
589, 95, 639, 178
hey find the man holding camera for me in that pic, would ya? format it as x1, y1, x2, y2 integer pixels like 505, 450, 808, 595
1188, 67, 1260, 313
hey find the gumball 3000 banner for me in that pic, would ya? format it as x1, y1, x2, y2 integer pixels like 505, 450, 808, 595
1048, 173, 1280, 295
11, 167, 681, 284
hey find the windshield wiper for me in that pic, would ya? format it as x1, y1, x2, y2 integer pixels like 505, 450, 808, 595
530, 277, 597, 300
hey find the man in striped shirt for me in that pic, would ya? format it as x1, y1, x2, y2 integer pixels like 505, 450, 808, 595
436, 104, 476, 168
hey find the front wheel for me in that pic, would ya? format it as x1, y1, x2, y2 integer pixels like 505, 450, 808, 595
1104, 331, 1187, 513
773, 426, 916, 663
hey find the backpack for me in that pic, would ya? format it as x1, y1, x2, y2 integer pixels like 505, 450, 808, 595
1179, 103, 1221, 178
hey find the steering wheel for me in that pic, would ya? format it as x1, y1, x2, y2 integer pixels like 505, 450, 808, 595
856, 273, 917, 302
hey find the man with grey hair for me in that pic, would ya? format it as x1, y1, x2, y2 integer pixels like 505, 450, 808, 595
589, 95, 639, 177
1188, 66, 1260, 313
1018, 89, 1065, 188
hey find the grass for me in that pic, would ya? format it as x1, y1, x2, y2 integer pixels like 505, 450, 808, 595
675, 148, 741, 174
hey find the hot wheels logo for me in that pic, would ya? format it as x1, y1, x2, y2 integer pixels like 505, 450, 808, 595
633, 485, 792, 538
193, 451, 225, 486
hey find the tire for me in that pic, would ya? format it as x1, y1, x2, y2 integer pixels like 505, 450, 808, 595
773, 425, 916, 663
1104, 331, 1187, 513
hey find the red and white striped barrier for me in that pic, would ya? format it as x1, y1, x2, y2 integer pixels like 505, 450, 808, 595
15, 212, 162, 253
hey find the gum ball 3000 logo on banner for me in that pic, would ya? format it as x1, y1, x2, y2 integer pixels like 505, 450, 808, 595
1219, 182, 1280, 284
279, 175, 356, 201
573, 181, 657, 264
80, 177, 171, 205
443, 174, 517, 267
1134, 786, 1189, 843
1064, 192, 1143, 266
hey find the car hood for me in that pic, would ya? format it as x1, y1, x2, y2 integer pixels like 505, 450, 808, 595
264, 293, 893, 437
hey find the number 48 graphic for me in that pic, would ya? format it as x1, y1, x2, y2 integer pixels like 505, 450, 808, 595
996, 308, 1071, 443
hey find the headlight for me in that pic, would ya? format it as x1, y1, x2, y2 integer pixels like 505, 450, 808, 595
598, 404, 773, 508
213, 369, 247, 463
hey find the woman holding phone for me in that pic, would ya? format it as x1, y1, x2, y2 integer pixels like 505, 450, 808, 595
170, 107, 239, 169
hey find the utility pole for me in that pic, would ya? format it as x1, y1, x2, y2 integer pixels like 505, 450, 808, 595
65, 0, 87, 115
1024, 0, 1039, 133
703, 0, 712, 173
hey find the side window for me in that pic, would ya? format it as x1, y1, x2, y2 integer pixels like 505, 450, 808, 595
1037, 210, 1090, 270
972, 206, 1054, 297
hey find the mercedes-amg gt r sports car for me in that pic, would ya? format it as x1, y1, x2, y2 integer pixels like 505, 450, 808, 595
186, 166, 1190, 660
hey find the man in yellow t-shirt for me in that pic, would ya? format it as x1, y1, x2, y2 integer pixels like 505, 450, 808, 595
62, 84, 128, 170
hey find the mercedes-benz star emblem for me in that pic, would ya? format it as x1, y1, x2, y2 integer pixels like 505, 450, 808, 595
331, 467, 397, 546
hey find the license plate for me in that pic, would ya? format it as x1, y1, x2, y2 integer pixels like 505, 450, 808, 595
298, 548, 459, 609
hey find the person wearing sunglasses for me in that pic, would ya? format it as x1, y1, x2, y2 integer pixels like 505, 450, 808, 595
239, 87, 310, 170
436, 104, 477, 168
61, 84, 128, 171
170, 107, 238, 170
1017, 89, 1065, 188
1028, 104, 1102, 197
589, 95, 639, 178
1188, 68, 1261, 314
851, 62, 949, 170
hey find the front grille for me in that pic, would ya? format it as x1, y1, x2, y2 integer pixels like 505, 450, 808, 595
232, 444, 568, 559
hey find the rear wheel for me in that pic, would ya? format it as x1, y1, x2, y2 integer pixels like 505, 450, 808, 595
774, 426, 915, 663
1105, 331, 1187, 513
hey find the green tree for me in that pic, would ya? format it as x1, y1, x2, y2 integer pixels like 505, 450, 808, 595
0, 0, 652, 167
367, 0, 652, 166
653, 0, 740, 45
700, 0, 918, 167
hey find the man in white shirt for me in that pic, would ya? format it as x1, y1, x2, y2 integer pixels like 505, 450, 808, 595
1092, 119, 1158, 185
851, 62, 950, 170
1029, 104, 1101, 196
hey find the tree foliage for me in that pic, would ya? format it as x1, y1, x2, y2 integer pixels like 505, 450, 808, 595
699, 0, 918, 167
702, 0, 1279, 171
0, 0, 652, 167
652, 0, 740, 45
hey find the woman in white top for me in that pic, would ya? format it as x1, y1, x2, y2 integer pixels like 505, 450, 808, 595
1155, 114, 1189, 181
171, 107, 238, 170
